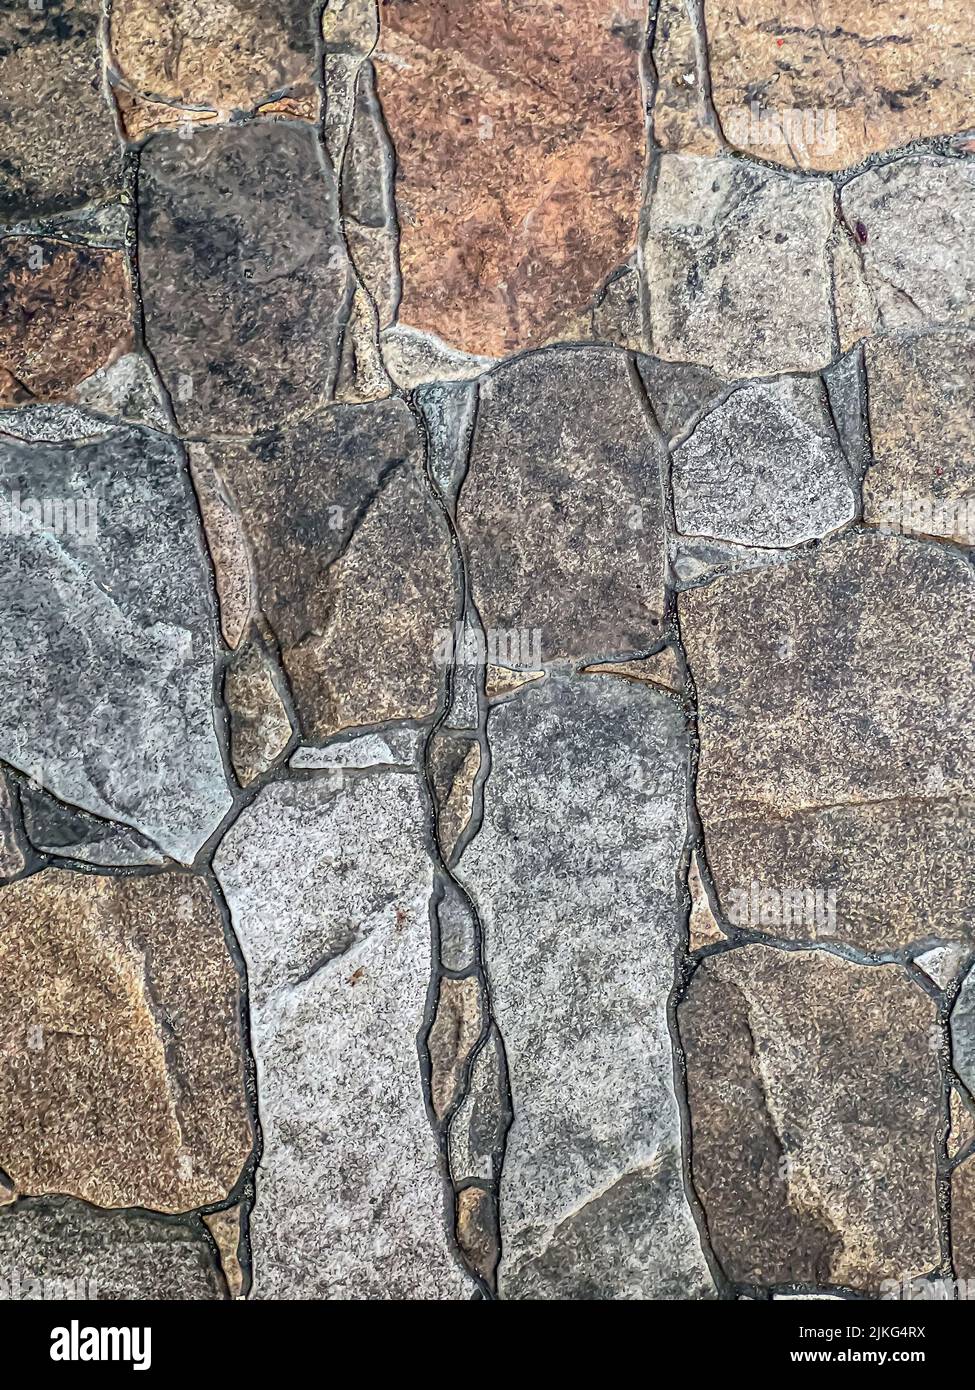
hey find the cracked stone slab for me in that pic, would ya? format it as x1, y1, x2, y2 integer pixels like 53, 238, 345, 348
456, 672, 714, 1299
0, 869, 252, 1212
672, 376, 857, 547
0, 1199, 226, 1300
109, 0, 318, 123
863, 333, 975, 544
0, 421, 232, 862
645, 155, 835, 377
681, 946, 942, 1290
0, 2, 122, 219
839, 157, 975, 337
205, 401, 453, 741
138, 124, 353, 435
458, 348, 666, 663
0, 239, 133, 405
680, 533, 975, 952
374, 0, 645, 356
705, 0, 975, 171
213, 773, 469, 1299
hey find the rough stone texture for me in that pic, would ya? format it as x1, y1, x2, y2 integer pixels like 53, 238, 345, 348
456, 1185, 500, 1289
681, 534, 975, 952
688, 851, 724, 952
839, 158, 975, 337
0, 869, 252, 1212
20, 782, 167, 868
651, 0, 720, 157
914, 944, 969, 994
225, 639, 293, 787
0, 240, 133, 405
863, 333, 975, 544
0, 1199, 226, 1300
429, 732, 480, 862
109, 0, 318, 120
0, 773, 25, 879
672, 377, 856, 546
448, 1027, 510, 1184
0, 422, 232, 862
428, 975, 483, 1120
0, 1, 122, 219
203, 1205, 244, 1299
953, 1158, 975, 1281
682, 946, 942, 1290
459, 349, 666, 663
706, 0, 975, 171
951, 966, 975, 1100
139, 124, 353, 435
204, 401, 453, 740
214, 772, 470, 1299
645, 156, 835, 377
374, 0, 645, 356
456, 673, 713, 1299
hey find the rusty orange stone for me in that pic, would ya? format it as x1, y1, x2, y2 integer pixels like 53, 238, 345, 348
375, 0, 646, 357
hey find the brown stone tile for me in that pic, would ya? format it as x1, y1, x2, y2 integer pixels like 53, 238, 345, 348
651, 0, 721, 155
0, 239, 133, 405
0, 2, 121, 219
681, 945, 942, 1290
705, 0, 975, 171
0, 869, 252, 1212
375, 0, 646, 356
428, 976, 483, 1119
680, 533, 975, 952
953, 1156, 975, 1280
225, 638, 293, 787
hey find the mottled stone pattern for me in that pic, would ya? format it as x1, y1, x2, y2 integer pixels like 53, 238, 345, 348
0, 0, 971, 1312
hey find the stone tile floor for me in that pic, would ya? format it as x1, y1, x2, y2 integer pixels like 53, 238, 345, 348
0, 0, 972, 1301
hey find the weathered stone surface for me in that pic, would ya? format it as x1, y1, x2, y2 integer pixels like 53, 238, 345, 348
0, 773, 25, 879
225, 639, 293, 787
214, 772, 469, 1299
0, 2, 121, 219
651, 0, 719, 155
430, 732, 480, 862
681, 946, 942, 1290
645, 156, 835, 377
203, 1205, 244, 1299
375, 0, 645, 356
914, 943, 969, 994
637, 355, 728, 440
592, 266, 645, 352
953, 1158, 975, 1281
673, 377, 855, 546
205, 401, 453, 740
436, 880, 479, 975
0, 422, 232, 861
839, 158, 975, 337
0, 240, 132, 405
0, 869, 252, 1212
290, 728, 421, 770
681, 534, 975, 952
72, 353, 169, 431
456, 672, 713, 1299
951, 965, 975, 1099
109, 0, 317, 119
448, 1027, 510, 1184
20, 782, 167, 867
706, 0, 975, 171
381, 326, 494, 390
428, 975, 483, 1120
188, 444, 252, 649
0, 1199, 225, 1300
864, 333, 975, 544
456, 1185, 500, 1290
581, 647, 683, 695
950, 1087, 975, 1161
139, 124, 353, 435
459, 349, 665, 663
688, 850, 724, 951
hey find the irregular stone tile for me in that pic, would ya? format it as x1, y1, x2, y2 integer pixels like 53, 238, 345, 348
0, 402, 118, 445
951, 966, 975, 1099
417, 379, 478, 508
0, 1199, 225, 1300
459, 349, 666, 662
456, 673, 713, 1299
0, 869, 252, 1212
20, 782, 167, 868
225, 639, 293, 787
109, 0, 318, 119
429, 732, 480, 862
839, 158, 975, 336
139, 124, 353, 435
592, 265, 645, 352
953, 1158, 975, 1281
203, 1205, 244, 1299
436, 880, 478, 975
0, 773, 25, 879
213, 773, 469, 1299
864, 333, 975, 545
650, 0, 721, 156
914, 944, 969, 994
681, 946, 942, 1290
72, 353, 169, 432
0, 239, 132, 405
375, 0, 645, 356
380, 326, 494, 389
950, 1086, 975, 1161
581, 647, 683, 695
428, 976, 483, 1119
323, 0, 378, 52
831, 229, 878, 353
112, 93, 220, 143
206, 401, 453, 740
448, 1027, 510, 1184
822, 346, 867, 481
188, 445, 252, 650
456, 1185, 500, 1290
485, 667, 545, 701
645, 155, 835, 377
0, 3, 122, 219
680, 533, 975, 952
672, 377, 856, 547
334, 285, 393, 403
707, 0, 975, 171
688, 850, 724, 951
290, 728, 421, 770
0, 422, 232, 861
